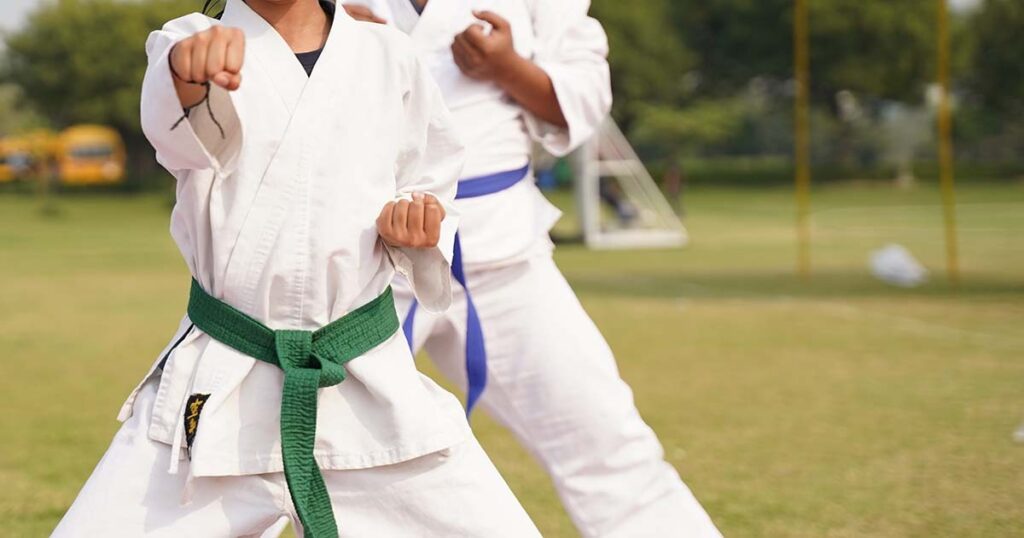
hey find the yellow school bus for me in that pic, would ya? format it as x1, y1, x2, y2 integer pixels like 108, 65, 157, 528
0, 139, 15, 182
57, 125, 126, 186
0, 137, 35, 183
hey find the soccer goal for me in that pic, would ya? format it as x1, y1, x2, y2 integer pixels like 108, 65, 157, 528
570, 118, 688, 250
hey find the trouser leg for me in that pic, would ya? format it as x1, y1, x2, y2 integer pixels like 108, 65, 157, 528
53, 381, 288, 537
313, 437, 539, 538
397, 256, 721, 537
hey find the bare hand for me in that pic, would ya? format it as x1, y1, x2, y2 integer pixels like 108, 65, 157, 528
343, 4, 387, 24
171, 25, 245, 90
377, 193, 447, 248
451, 11, 520, 82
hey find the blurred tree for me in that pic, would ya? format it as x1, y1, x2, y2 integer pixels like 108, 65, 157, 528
631, 99, 747, 156
810, 0, 936, 104
966, 0, 1024, 114
670, 0, 937, 106
952, 0, 1024, 162
588, 0, 947, 166
2, 0, 194, 174
590, 0, 706, 163
666, 0, 791, 98
590, 0, 697, 130
0, 84, 49, 135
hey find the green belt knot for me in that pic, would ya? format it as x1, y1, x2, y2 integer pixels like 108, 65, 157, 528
274, 330, 347, 387
186, 280, 399, 537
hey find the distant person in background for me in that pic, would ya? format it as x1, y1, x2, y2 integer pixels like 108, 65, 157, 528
338, 1, 721, 535
664, 154, 686, 215
600, 176, 640, 226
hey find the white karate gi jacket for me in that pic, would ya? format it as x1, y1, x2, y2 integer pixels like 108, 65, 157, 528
353, 0, 613, 267
120, 0, 471, 479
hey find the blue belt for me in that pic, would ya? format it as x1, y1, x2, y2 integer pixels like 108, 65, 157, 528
403, 164, 530, 416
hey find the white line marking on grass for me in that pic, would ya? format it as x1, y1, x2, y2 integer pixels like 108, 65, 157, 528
673, 282, 1024, 352
810, 300, 1024, 352
812, 202, 1024, 217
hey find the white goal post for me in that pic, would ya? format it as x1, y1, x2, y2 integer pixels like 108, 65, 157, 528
570, 118, 688, 250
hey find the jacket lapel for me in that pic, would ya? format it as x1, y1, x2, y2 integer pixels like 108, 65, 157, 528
219, 4, 357, 316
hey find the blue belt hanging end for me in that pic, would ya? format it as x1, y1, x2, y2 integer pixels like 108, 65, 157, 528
401, 234, 487, 417
402, 300, 418, 347
452, 233, 488, 416
401, 164, 529, 417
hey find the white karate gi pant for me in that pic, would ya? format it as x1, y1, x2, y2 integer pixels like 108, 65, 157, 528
53, 380, 540, 537
396, 252, 722, 538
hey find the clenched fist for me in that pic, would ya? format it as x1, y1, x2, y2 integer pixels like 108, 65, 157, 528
377, 193, 447, 248
451, 11, 519, 83
170, 25, 245, 106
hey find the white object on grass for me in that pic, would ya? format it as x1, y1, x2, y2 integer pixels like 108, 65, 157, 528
1014, 422, 1024, 444
870, 244, 929, 287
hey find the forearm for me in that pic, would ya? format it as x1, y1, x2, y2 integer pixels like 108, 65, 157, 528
141, 44, 241, 173
495, 56, 568, 128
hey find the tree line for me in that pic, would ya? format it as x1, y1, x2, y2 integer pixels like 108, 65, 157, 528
2, 0, 1021, 181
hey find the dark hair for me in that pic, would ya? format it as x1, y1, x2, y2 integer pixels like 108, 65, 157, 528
202, 0, 225, 18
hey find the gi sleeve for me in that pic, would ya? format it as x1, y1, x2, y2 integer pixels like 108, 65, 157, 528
140, 14, 243, 176
523, 0, 613, 156
386, 54, 465, 313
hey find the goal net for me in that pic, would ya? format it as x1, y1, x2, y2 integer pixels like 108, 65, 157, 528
569, 118, 688, 250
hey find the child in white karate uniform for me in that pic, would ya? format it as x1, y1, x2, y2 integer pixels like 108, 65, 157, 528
53, 0, 539, 536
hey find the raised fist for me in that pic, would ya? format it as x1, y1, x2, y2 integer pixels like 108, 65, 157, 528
170, 25, 245, 91
451, 11, 518, 82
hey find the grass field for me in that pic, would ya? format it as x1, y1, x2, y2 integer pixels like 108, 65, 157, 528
2, 182, 1022, 537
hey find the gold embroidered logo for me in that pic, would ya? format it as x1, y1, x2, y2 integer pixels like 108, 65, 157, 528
184, 393, 210, 459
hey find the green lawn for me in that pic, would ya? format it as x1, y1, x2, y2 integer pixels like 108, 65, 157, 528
1, 182, 1022, 537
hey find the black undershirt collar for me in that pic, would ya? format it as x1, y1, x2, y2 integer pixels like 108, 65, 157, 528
295, 0, 335, 76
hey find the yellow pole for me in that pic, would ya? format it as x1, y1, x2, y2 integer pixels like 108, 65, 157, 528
936, 0, 960, 286
794, 0, 812, 278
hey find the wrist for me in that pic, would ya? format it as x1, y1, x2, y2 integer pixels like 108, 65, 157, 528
492, 52, 527, 88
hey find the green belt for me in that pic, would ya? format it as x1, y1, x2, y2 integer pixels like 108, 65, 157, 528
186, 279, 399, 537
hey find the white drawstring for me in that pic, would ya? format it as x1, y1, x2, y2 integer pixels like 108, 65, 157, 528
181, 469, 198, 506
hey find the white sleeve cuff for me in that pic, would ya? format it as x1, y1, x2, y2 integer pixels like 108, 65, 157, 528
528, 59, 612, 158
384, 195, 459, 313
140, 34, 242, 175
523, 61, 576, 157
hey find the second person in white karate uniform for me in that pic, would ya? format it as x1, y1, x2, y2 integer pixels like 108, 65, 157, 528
339, 1, 723, 536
